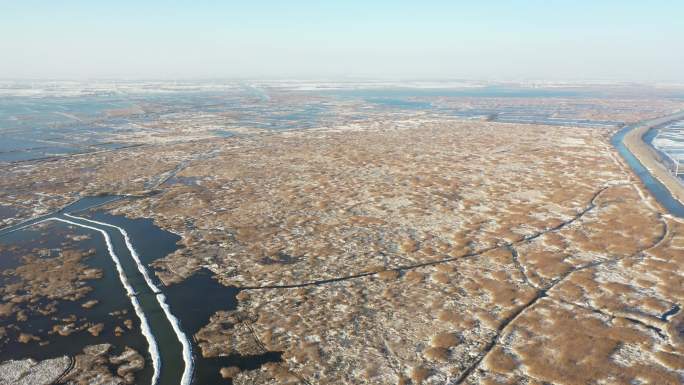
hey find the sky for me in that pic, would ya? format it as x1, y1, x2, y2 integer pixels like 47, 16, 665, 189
1, 0, 683, 81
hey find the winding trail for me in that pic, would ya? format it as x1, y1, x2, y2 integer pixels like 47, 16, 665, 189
7, 112, 684, 385
238, 178, 672, 384
451, 114, 684, 384
244, 184, 613, 290
50, 355, 75, 385
453, 204, 672, 384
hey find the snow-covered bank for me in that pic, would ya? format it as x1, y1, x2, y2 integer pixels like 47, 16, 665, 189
65, 214, 194, 385
42, 217, 161, 385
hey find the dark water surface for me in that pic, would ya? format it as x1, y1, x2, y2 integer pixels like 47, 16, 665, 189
0, 95, 138, 162
0, 195, 123, 237
0, 221, 154, 383
84, 210, 181, 267
164, 269, 282, 384
83, 209, 283, 384
1, 196, 281, 384
0, 206, 17, 223
66, 209, 185, 385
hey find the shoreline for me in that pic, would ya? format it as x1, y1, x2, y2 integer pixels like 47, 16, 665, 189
621, 111, 684, 207
66, 213, 194, 385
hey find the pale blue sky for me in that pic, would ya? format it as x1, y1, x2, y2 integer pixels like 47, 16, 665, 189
1, 1, 682, 81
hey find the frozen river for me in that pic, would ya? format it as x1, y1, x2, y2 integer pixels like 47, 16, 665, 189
648, 119, 684, 178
